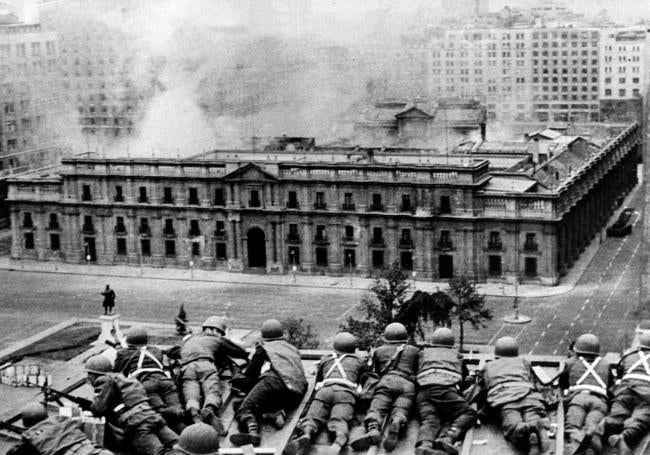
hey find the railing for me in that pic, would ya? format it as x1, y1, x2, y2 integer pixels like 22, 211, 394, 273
342, 203, 356, 211
138, 227, 151, 236
286, 234, 301, 243
249, 199, 261, 208
82, 225, 95, 235
163, 229, 176, 237
114, 227, 127, 235
314, 202, 327, 210
399, 239, 414, 248
487, 241, 503, 250
369, 204, 384, 212
214, 230, 227, 239
370, 238, 385, 247
213, 199, 225, 206
438, 240, 453, 249
524, 242, 539, 251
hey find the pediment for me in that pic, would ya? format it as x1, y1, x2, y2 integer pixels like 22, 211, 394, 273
223, 162, 278, 182
395, 106, 432, 119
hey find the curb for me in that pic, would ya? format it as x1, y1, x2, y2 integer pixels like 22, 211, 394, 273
0, 317, 79, 363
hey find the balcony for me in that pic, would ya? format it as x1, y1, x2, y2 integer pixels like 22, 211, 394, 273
342, 203, 356, 211
524, 242, 538, 251
188, 198, 199, 206
399, 238, 414, 249
138, 226, 151, 236
163, 229, 176, 238
342, 235, 355, 243
48, 223, 60, 230
370, 237, 385, 248
286, 201, 299, 209
163, 198, 174, 205
286, 234, 301, 243
138, 197, 148, 204
314, 202, 327, 210
249, 199, 261, 208
213, 198, 225, 207
22, 221, 33, 229
438, 240, 453, 250
400, 205, 414, 213
189, 229, 201, 237
114, 195, 124, 203
487, 241, 503, 250
314, 235, 329, 245
369, 204, 384, 212
214, 230, 227, 239
82, 225, 95, 235
114, 226, 127, 235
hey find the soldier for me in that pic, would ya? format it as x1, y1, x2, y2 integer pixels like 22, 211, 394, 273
480, 336, 551, 455
7, 402, 112, 455
414, 327, 476, 455
593, 331, 650, 455
230, 319, 308, 447
114, 326, 185, 432
179, 316, 249, 433
284, 332, 367, 455
170, 423, 219, 455
350, 322, 420, 452
85, 355, 178, 455
559, 333, 611, 455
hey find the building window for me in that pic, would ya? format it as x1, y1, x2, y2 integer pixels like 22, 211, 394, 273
371, 227, 384, 245
400, 251, 413, 270
440, 195, 451, 213
439, 230, 452, 249
115, 216, 126, 234
141, 239, 151, 256
315, 192, 326, 210
488, 231, 502, 249
48, 213, 59, 229
23, 212, 33, 228
488, 255, 502, 276
216, 243, 227, 260
315, 225, 327, 242
315, 247, 328, 266
82, 216, 94, 234
525, 257, 538, 277
400, 229, 413, 248
114, 185, 124, 202
524, 233, 538, 251
82, 184, 92, 201
287, 190, 298, 208
163, 219, 175, 236
188, 187, 199, 205
287, 223, 300, 242
249, 189, 261, 207
288, 246, 300, 265
215, 220, 226, 237
139, 218, 150, 235
343, 193, 355, 210
138, 186, 148, 203
191, 242, 200, 257
189, 220, 200, 237
401, 194, 412, 212
372, 250, 384, 268
344, 225, 354, 240
165, 240, 176, 257
24, 232, 34, 249
344, 249, 356, 268
214, 188, 225, 206
50, 233, 60, 251
163, 187, 174, 204
116, 238, 127, 255
619, 89, 626, 97
371, 193, 383, 211
439, 254, 453, 279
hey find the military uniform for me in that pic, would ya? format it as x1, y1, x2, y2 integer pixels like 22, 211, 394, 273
90, 372, 178, 455
482, 356, 548, 449
596, 349, 650, 449
8, 416, 112, 455
179, 332, 249, 412
114, 345, 184, 431
415, 346, 477, 451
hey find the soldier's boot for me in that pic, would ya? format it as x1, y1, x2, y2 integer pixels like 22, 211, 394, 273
350, 419, 382, 451
230, 418, 262, 447
283, 426, 315, 455
383, 420, 402, 452
528, 432, 541, 455
536, 419, 552, 454
565, 430, 587, 455
608, 434, 633, 455
432, 426, 462, 455
188, 408, 202, 425
200, 405, 224, 435
415, 441, 437, 455
262, 409, 286, 429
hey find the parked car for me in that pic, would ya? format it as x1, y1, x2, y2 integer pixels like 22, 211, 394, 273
607, 207, 635, 237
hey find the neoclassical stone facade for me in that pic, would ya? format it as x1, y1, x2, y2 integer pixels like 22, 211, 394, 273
7, 123, 640, 285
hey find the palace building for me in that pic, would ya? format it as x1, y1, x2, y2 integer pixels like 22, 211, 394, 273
6, 122, 640, 285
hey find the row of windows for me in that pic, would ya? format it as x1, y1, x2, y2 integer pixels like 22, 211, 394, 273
0, 41, 56, 58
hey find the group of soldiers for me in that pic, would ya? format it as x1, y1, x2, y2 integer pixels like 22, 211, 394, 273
8, 317, 650, 455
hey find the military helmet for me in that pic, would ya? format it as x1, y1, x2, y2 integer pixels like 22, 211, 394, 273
126, 326, 148, 346
174, 423, 220, 455
202, 316, 227, 334
639, 331, 650, 350
574, 333, 600, 356
333, 332, 357, 354
495, 336, 519, 357
85, 355, 112, 374
383, 322, 408, 342
21, 402, 48, 427
261, 319, 283, 341
430, 327, 454, 348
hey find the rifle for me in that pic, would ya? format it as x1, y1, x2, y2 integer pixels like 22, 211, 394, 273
0, 418, 23, 435
36, 380, 93, 411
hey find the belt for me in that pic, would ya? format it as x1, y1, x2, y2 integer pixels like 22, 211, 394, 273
129, 368, 170, 380
114, 402, 150, 422
417, 368, 462, 382
568, 384, 607, 397
316, 377, 359, 392
622, 373, 650, 383
385, 370, 415, 382
181, 356, 214, 367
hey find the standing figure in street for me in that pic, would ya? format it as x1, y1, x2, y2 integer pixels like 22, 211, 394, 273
414, 327, 477, 455
114, 326, 186, 433
350, 322, 420, 452
480, 336, 551, 455
7, 402, 113, 455
180, 316, 249, 434
284, 332, 368, 455
101, 285, 115, 315
85, 355, 178, 455
594, 332, 650, 455
229, 319, 307, 447
559, 333, 612, 455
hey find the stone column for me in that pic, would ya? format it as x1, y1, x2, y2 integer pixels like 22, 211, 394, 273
301, 222, 313, 273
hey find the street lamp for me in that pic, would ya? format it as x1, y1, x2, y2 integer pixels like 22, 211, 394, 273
347, 252, 353, 286
290, 250, 296, 283
189, 260, 194, 280
503, 275, 531, 324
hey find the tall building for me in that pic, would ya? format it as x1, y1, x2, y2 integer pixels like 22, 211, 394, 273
7, 123, 640, 286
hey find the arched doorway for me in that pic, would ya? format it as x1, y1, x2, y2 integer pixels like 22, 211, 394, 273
247, 227, 266, 268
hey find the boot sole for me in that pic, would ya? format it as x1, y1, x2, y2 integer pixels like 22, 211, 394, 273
432, 439, 458, 455
230, 433, 261, 447
350, 434, 379, 452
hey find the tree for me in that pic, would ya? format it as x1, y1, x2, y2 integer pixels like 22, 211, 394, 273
340, 262, 412, 350
448, 276, 493, 351
281, 316, 320, 349
175, 304, 188, 336
397, 289, 455, 341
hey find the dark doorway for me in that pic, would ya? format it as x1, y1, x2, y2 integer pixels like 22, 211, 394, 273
525, 257, 538, 277
84, 237, 96, 262
400, 251, 413, 271
439, 254, 453, 279
488, 255, 502, 276
247, 227, 266, 268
